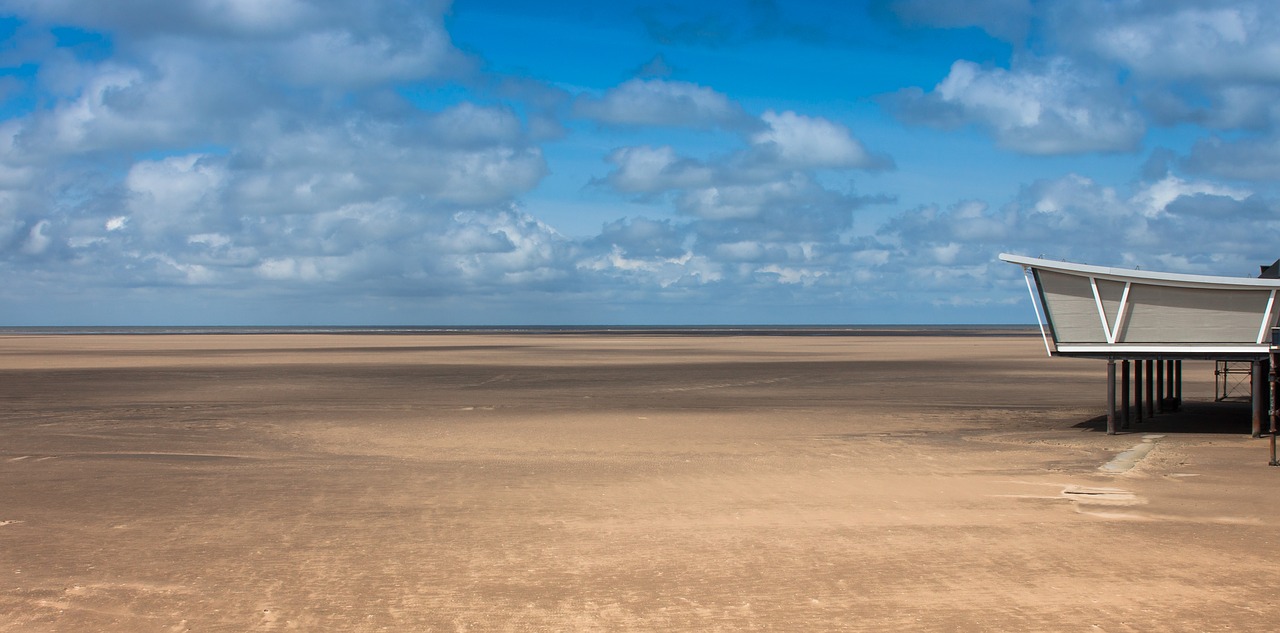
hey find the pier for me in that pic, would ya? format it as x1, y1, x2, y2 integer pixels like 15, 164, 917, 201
1001, 254, 1280, 447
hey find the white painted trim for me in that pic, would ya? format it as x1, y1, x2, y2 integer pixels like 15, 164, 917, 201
1090, 277, 1113, 344
1056, 344, 1270, 354
1023, 266, 1052, 357
1257, 289, 1276, 345
1111, 282, 1132, 344
999, 253, 1280, 290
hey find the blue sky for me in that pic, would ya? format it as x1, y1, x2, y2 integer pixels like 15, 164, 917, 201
2, 0, 1279, 325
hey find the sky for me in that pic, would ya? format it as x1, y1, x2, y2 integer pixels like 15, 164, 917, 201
2, 0, 1280, 326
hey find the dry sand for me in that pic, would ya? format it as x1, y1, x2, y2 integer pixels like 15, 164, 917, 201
0, 333, 1277, 631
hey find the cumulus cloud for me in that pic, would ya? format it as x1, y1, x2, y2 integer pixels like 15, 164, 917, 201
871, 174, 1280, 312
878, 172, 1280, 289
6, 0, 473, 90
587, 217, 689, 260
10, 0, 1280, 325
1080, 2, 1280, 83
20, 219, 52, 255
274, 24, 465, 88
1, 0, 321, 38
580, 97, 895, 300
427, 210, 575, 289
748, 110, 893, 170
599, 146, 713, 194
1183, 135, 1280, 181
574, 78, 757, 130
1042, 1, 1280, 132
217, 115, 546, 217
676, 174, 857, 231
126, 154, 227, 238
0, 0, 557, 305
887, 0, 1280, 155
888, 58, 1145, 154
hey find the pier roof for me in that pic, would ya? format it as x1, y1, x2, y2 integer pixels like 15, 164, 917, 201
1000, 253, 1280, 359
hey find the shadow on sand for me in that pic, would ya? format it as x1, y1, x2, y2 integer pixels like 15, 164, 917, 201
1074, 400, 1257, 435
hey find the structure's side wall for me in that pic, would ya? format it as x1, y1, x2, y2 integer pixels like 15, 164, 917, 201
1038, 270, 1106, 343
1004, 253, 1280, 353
1120, 285, 1270, 343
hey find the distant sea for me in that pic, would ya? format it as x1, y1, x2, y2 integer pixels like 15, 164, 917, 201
0, 325, 1038, 337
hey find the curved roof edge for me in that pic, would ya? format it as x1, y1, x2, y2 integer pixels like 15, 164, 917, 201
998, 253, 1280, 289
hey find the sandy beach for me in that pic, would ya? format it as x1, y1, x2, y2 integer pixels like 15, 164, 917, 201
1, 333, 1277, 631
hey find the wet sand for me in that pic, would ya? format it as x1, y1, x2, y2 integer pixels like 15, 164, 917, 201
1, 334, 1277, 631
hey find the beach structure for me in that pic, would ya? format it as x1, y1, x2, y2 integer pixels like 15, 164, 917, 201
999, 254, 1280, 436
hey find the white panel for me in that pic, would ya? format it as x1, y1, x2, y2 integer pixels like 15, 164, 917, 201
1120, 284, 1272, 344
1037, 270, 1107, 343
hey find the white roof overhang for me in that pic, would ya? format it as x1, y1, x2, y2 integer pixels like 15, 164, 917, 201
999, 253, 1280, 359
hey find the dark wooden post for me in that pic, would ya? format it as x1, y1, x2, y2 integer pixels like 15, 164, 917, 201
1175, 360, 1182, 403
1252, 359, 1266, 438
1121, 360, 1131, 430
1270, 351, 1278, 466
1254, 358, 1264, 437
1156, 359, 1165, 414
1264, 352, 1274, 465
1145, 359, 1155, 418
1107, 359, 1117, 435
1134, 359, 1144, 422
1166, 360, 1176, 409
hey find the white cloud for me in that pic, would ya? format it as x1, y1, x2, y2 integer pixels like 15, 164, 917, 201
213, 116, 546, 217
891, 58, 1145, 155
2, 0, 317, 38
750, 110, 890, 170
439, 148, 547, 206
20, 219, 51, 255
256, 257, 326, 282
38, 64, 150, 151
444, 210, 572, 287
578, 246, 722, 288
574, 78, 755, 130
756, 263, 824, 285
600, 146, 712, 194
11, 0, 1280, 325
678, 180, 802, 220
276, 25, 466, 88
13, 47, 263, 159
198, 0, 315, 34
1184, 134, 1280, 181
879, 172, 1278, 291
126, 154, 227, 236
1085, 4, 1280, 83
715, 241, 766, 261
427, 103, 525, 148
1130, 175, 1248, 217
587, 103, 889, 290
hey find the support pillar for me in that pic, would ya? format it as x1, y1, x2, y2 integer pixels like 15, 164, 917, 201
1107, 359, 1117, 435
1121, 360, 1131, 430
1270, 351, 1278, 466
1134, 359, 1144, 422
1175, 360, 1182, 403
1252, 359, 1266, 438
1145, 359, 1155, 419
1166, 360, 1176, 410
1157, 358, 1167, 414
